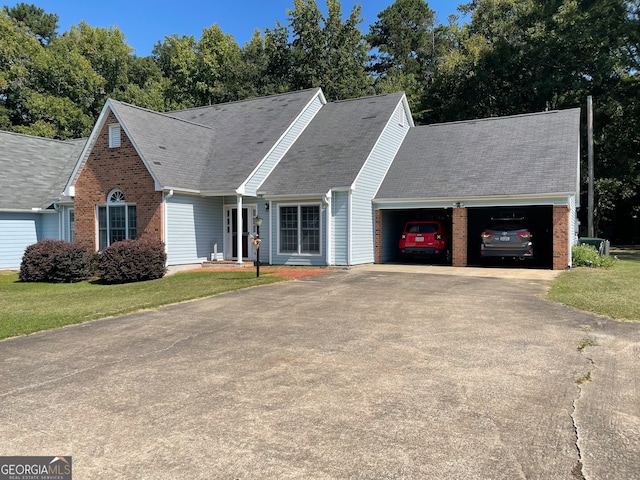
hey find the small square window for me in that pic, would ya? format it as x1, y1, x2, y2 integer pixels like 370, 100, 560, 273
109, 124, 121, 148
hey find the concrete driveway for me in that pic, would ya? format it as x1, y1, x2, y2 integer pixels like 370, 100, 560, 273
1, 266, 639, 479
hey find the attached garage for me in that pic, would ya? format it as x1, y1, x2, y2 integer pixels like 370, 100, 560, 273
379, 208, 452, 263
374, 109, 581, 270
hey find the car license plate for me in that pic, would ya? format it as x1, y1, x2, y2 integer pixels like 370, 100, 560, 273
415, 236, 424, 242
499, 236, 510, 241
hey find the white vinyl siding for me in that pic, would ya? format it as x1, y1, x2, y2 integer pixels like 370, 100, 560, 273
350, 102, 411, 264
166, 194, 223, 265
0, 214, 39, 269
244, 95, 324, 195
41, 213, 59, 240
332, 191, 349, 265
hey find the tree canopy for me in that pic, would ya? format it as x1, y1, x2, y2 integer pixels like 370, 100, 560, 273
0, 0, 638, 241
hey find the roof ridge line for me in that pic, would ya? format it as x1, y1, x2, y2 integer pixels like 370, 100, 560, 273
108, 99, 214, 130
421, 108, 580, 128
166, 87, 322, 114
0, 129, 85, 144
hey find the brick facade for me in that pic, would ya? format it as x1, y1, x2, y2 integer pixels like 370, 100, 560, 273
552, 205, 570, 270
452, 207, 468, 267
374, 209, 383, 263
74, 113, 163, 250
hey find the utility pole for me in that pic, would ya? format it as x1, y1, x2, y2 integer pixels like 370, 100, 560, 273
587, 96, 594, 237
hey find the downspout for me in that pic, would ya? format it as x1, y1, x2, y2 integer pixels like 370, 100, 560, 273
348, 190, 353, 266
268, 200, 273, 266
163, 190, 174, 263
53, 203, 62, 240
324, 191, 332, 266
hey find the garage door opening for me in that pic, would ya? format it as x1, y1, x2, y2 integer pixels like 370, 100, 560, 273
379, 208, 453, 264
467, 206, 554, 269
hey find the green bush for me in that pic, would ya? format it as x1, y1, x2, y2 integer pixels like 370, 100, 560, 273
572, 244, 615, 268
19, 240, 95, 283
98, 238, 167, 284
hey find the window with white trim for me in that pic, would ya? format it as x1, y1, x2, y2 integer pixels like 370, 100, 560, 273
109, 124, 121, 148
279, 204, 321, 255
97, 189, 136, 250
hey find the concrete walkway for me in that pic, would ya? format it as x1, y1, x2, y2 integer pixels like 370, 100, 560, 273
1, 268, 638, 479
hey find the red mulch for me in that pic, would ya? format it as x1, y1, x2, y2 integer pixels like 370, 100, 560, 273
181, 267, 332, 280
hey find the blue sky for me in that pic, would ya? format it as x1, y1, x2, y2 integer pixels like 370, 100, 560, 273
6, 0, 466, 56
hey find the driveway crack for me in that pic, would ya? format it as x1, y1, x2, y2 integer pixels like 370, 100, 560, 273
571, 337, 597, 480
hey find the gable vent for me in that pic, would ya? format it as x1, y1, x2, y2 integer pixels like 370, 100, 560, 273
108, 124, 121, 148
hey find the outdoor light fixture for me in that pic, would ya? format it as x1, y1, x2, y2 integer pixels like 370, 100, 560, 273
265, 202, 269, 210
254, 215, 263, 277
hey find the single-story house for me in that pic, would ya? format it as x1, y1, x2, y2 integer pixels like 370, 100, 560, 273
0, 87, 580, 271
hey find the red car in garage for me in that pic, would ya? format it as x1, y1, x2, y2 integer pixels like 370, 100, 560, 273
399, 220, 451, 262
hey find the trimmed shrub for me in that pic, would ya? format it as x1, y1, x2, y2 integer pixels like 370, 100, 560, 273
572, 244, 615, 268
19, 240, 96, 283
98, 238, 167, 284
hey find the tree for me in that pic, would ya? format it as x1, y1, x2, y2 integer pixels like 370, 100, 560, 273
119, 55, 166, 111
194, 24, 244, 105
3, 2, 58, 44
152, 33, 199, 109
287, 0, 372, 100
55, 22, 133, 102
367, 0, 438, 78
425, 0, 640, 241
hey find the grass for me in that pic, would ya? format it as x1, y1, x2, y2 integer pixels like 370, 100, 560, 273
548, 246, 640, 322
577, 336, 598, 352
3, 248, 639, 341
0, 269, 288, 340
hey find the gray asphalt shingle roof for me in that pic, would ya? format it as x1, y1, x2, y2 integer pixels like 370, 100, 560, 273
375, 108, 581, 201
168, 88, 322, 192
258, 92, 406, 196
109, 100, 214, 191
0, 131, 86, 211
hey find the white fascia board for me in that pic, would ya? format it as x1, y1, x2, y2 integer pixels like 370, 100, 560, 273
400, 94, 415, 128
259, 194, 325, 202
239, 88, 327, 195
373, 193, 575, 208
199, 190, 243, 197
162, 186, 205, 195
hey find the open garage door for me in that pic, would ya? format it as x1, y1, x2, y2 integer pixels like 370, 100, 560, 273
467, 206, 554, 268
379, 208, 452, 264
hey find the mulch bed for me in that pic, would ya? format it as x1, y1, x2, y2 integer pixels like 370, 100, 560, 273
183, 266, 333, 280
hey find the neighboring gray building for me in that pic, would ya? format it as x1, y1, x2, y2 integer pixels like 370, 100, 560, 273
1, 88, 580, 271
0, 131, 86, 269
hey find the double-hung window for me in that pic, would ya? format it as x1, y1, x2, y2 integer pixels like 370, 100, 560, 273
98, 189, 136, 250
279, 204, 321, 255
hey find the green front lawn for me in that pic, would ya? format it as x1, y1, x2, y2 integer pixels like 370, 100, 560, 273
548, 247, 640, 322
3, 251, 638, 342
0, 270, 285, 340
